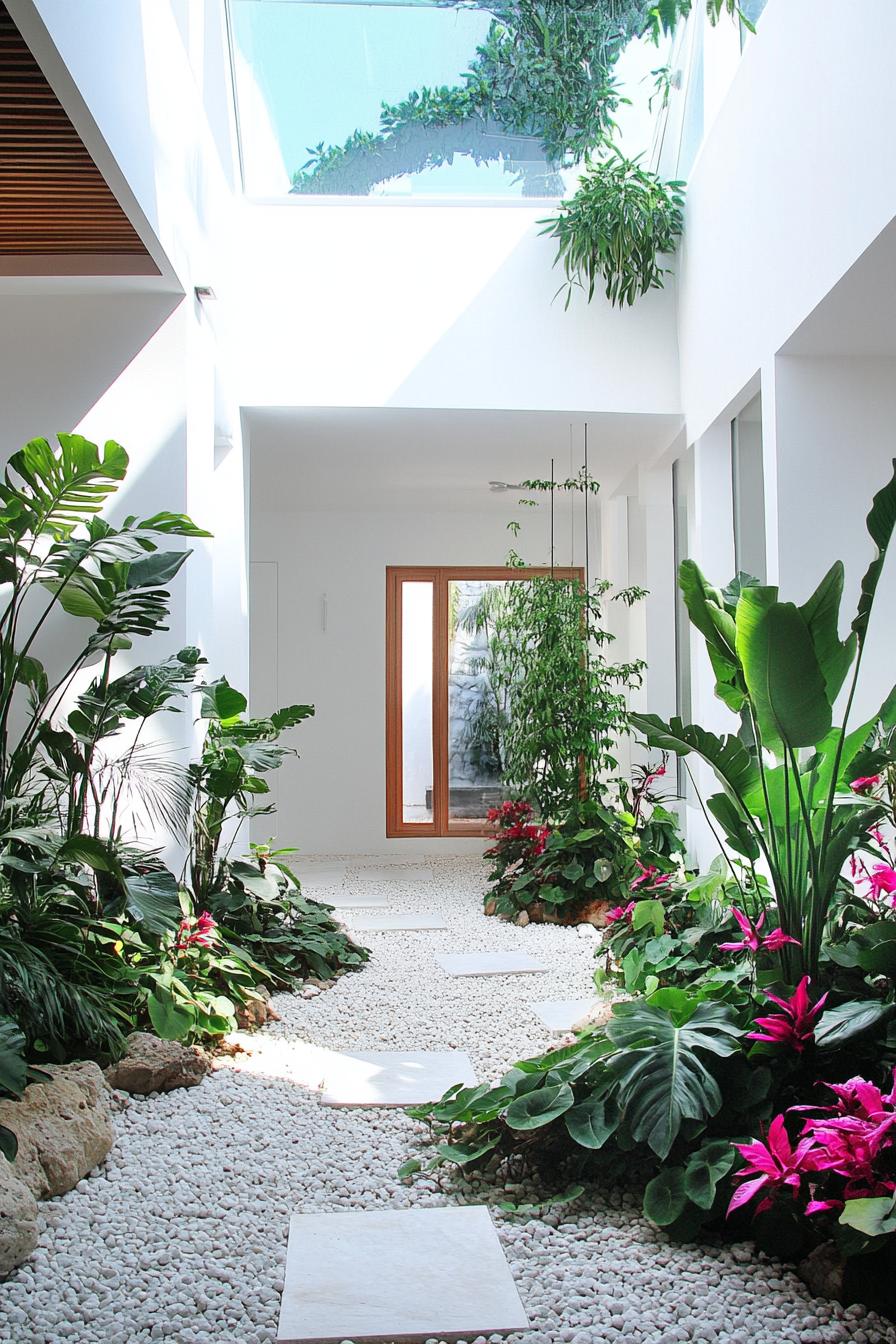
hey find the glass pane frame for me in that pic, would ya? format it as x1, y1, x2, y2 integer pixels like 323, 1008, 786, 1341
386, 565, 583, 839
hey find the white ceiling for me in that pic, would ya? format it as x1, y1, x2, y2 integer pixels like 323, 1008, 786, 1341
246, 406, 683, 514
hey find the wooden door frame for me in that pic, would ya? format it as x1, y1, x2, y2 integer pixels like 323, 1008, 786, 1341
385, 565, 584, 838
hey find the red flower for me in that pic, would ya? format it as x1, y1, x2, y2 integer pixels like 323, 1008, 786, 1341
747, 976, 828, 1054
719, 907, 800, 956
850, 775, 881, 795
630, 861, 672, 892
727, 1115, 820, 1217
865, 863, 896, 904
175, 910, 218, 952
605, 901, 635, 925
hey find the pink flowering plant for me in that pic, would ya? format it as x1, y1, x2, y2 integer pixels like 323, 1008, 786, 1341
485, 776, 686, 922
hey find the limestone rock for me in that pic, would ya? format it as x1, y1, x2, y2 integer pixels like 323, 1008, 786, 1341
104, 1033, 211, 1096
572, 1000, 617, 1033
235, 985, 279, 1031
0, 1159, 38, 1279
515, 910, 530, 927
796, 1241, 847, 1302
483, 897, 497, 917
0, 1061, 114, 1200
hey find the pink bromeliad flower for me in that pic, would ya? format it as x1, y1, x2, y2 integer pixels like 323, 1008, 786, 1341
175, 911, 218, 952
605, 900, 636, 925
865, 863, 896, 904
630, 861, 672, 892
850, 774, 881, 795
719, 907, 800, 957
727, 1114, 821, 1217
748, 976, 828, 1054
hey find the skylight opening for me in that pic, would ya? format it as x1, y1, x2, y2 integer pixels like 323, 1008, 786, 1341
227, 0, 674, 202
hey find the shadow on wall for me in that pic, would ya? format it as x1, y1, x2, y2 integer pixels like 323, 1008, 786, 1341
382, 227, 681, 415
0, 291, 180, 459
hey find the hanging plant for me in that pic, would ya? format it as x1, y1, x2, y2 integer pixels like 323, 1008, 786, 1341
539, 149, 685, 308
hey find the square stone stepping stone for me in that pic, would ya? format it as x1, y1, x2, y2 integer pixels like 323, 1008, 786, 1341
314, 889, 393, 910
347, 912, 448, 931
531, 999, 596, 1034
320, 1049, 477, 1107
354, 865, 434, 883
277, 1206, 529, 1343
435, 951, 548, 977
296, 866, 346, 890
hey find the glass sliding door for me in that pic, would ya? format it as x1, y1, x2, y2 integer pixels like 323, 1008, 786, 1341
447, 578, 506, 825
401, 581, 435, 824
386, 566, 581, 838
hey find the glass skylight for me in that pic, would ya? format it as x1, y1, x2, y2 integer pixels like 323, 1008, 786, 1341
227, 0, 668, 201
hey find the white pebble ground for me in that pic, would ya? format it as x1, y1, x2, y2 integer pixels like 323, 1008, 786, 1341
2, 857, 895, 1344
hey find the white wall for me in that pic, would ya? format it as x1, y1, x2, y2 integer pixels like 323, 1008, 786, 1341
678, 0, 896, 440
774, 355, 896, 726
230, 202, 681, 416
249, 481, 602, 857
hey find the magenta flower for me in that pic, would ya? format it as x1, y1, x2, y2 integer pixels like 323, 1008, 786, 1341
727, 1114, 820, 1217
175, 910, 218, 952
850, 775, 881, 795
865, 863, 896, 904
719, 908, 800, 956
605, 900, 635, 925
747, 976, 828, 1054
630, 861, 672, 892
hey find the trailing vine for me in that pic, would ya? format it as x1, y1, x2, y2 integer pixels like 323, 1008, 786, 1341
290, 0, 755, 305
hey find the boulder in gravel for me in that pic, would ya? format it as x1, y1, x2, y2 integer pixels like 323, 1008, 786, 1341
797, 1241, 847, 1302
0, 1061, 114, 1200
104, 1033, 211, 1095
0, 1159, 38, 1279
235, 985, 280, 1031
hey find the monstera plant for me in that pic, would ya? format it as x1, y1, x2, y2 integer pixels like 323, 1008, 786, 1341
633, 461, 896, 978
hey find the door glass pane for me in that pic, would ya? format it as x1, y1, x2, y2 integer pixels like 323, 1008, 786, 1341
401, 581, 433, 824
447, 579, 506, 822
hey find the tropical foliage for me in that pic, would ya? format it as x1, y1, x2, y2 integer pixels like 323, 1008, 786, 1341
290, 1, 754, 307
405, 464, 896, 1313
0, 434, 367, 1088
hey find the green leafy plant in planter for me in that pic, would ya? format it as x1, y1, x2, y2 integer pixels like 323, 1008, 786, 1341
403, 466, 896, 1306
540, 149, 685, 308
0, 434, 209, 1059
633, 461, 896, 980
185, 686, 369, 992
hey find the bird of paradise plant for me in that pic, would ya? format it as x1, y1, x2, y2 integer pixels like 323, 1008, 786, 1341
633, 461, 896, 980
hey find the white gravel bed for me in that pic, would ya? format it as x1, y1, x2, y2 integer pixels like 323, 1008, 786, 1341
1, 856, 894, 1344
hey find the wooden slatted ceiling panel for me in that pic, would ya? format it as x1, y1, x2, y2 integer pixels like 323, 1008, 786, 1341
0, 1, 148, 254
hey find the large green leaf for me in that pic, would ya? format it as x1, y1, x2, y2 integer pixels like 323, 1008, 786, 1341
147, 991, 196, 1041
706, 792, 761, 859
505, 1082, 575, 1130
814, 999, 894, 1050
853, 459, 896, 647
125, 550, 190, 590
631, 714, 757, 798
199, 679, 248, 722
735, 590, 832, 749
800, 563, 856, 706
678, 560, 744, 710
123, 870, 182, 935
1, 434, 128, 538
0, 1018, 27, 1099
643, 1167, 687, 1226
564, 1093, 620, 1149
607, 999, 743, 1159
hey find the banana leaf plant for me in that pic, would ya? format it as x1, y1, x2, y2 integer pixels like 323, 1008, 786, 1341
187, 681, 314, 908
633, 461, 896, 979
0, 434, 209, 807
